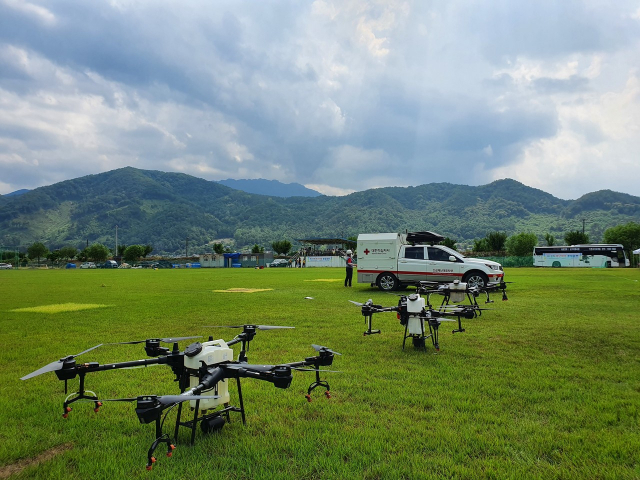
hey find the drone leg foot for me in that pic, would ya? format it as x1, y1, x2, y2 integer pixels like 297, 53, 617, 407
305, 394, 312, 402
324, 391, 331, 399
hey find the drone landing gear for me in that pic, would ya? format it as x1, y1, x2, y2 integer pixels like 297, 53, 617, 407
452, 315, 466, 335
173, 377, 245, 446
62, 372, 101, 417
305, 362, 331, 401
363, 314, 381, 336
146, 425, 175, 471
402, 319, 440, 352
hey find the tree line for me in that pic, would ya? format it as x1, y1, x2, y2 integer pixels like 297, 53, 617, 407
18, 242, 154, 266
15, 221, 640, 266
467, 222, 640, 260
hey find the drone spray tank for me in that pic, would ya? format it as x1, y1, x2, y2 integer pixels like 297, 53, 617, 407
448, 280, 468, 304
183, 340, 233, 410
406, 294, 426, 336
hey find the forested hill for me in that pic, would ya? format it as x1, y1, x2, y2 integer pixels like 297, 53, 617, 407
0, 167, 638, 253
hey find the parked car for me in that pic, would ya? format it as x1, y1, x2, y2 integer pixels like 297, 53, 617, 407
102, 260, 118, 269
0, 263, 13, 269
80, 262, 96, 269
269, 259, 289, 267
65, 263, 76, 269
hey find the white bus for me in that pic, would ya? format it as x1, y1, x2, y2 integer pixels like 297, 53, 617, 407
533, 244, 629, 268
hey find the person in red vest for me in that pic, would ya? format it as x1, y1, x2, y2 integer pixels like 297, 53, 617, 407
344, 250, 355, 287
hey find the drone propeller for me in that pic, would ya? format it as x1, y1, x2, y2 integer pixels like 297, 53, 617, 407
206, 325, 294, 330
21, 344, 103, 380
349, 299, 376, 307
78, 394, 220, 407
112, 336, 202, 345
311, 344, 342, 356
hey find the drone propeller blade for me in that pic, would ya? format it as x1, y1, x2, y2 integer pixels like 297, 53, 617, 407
159, 336, 202, 343
205, 325, 294, 330
311, 344, 342, 356
20, 344, 103, 380
112, 336, 201, 345
348, 300, 365, 306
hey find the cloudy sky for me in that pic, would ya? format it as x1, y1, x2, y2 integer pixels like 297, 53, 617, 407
1, 0, 639, 199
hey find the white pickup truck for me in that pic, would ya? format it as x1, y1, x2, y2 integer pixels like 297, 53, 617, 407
356, 232, 504, 291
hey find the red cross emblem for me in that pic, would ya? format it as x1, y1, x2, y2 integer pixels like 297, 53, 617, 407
364, 249, 370, 255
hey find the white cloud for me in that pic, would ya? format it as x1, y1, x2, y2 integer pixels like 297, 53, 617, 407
1, 0, 56, 26
0, 0, 639, 199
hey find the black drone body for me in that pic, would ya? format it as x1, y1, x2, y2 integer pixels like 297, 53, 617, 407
416, 279, 509, 310
350, 280, 508, 351
21, 325, 340, 470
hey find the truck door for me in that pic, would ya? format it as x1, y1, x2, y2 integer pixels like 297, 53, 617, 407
398, 246, 427, 283
426, 246, 462, 282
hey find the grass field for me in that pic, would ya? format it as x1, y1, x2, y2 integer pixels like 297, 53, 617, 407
0, 267, 639, 479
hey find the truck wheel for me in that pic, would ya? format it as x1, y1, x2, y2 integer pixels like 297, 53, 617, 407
377, 273, 398, 291
462, 271, 488, 288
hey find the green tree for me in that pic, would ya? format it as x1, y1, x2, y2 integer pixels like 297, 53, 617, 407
271, 240, 292, 256
251, 244, 264, 254
123, 245, 144, 263
441, 237, 457, 250
485, 232, 507, 251
213, 243, 225, 254
472, 238, 488, 252
603, 222, 640, 260
27, 242, 49, 265
544, 233, 555, 246
85, 243, 110, 262
142, 245, 154, 257
564, 230, 590, 245
59, 245, 78, 261
117, 244, 127, 256
505, 233, 538, 257
46, 250, 61, 264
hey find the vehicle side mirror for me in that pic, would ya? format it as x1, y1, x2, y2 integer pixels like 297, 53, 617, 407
449, 256, 456, 262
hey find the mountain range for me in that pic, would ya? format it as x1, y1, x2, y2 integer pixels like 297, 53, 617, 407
0, 167, 638, 254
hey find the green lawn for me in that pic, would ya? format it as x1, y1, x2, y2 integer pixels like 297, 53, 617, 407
0, 267, 639, 479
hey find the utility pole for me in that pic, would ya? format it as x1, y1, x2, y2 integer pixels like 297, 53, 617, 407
115, 225, 118, 258
582, 219, 585, 234
185, 237, 189, 259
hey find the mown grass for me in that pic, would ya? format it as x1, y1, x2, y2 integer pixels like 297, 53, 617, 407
0, 267, 638, 479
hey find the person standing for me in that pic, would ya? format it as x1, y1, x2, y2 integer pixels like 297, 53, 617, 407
344, 250, 355, 287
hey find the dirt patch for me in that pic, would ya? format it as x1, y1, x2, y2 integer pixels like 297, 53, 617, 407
0, 443, 73, 479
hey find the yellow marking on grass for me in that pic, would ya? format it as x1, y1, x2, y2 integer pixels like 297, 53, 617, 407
213, 288, 273, 293
304, 279, 342, 282
11, 303, 111, 314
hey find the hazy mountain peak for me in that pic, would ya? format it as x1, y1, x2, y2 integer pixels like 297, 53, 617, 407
217, 179, 321, 197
